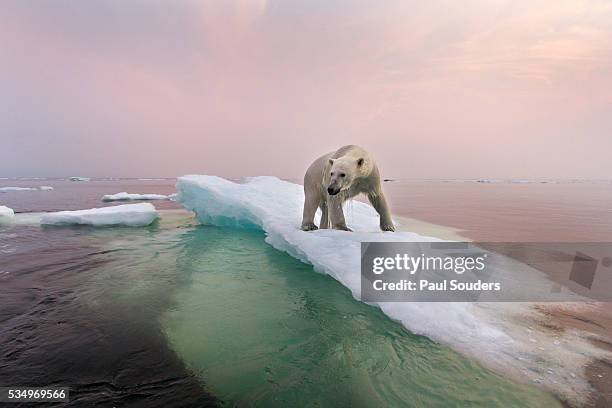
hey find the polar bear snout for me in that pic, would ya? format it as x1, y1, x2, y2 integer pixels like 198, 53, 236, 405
327, 186, 340, 195
327, 174, 343, 195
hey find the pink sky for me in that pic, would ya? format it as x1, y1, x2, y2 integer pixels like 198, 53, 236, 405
1, 0, 611, 179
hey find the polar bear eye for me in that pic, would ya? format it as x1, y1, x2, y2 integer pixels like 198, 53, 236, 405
330, 172, 334, 176
340, 173, 346, 178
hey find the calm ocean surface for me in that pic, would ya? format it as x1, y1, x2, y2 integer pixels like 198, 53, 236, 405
2, 177, 609, 407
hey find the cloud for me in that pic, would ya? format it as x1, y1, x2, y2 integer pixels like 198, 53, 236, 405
1, 0, 611, 178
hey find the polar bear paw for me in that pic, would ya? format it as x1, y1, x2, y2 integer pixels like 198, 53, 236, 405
381, 223, 396, 232
301, 223, 319, 231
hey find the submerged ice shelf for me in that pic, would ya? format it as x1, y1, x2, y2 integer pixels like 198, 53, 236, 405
40, 203, 159, 227
176, 175, 608, 404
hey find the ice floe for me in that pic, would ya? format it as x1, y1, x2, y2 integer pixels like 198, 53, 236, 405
0, 187, 36, 191
69, 176, 91, 182
102, 192, 169, 201
176, 175, 608, 404
40, 203, 158, 227
0, 205, 14, 221
0, 186, 53, 192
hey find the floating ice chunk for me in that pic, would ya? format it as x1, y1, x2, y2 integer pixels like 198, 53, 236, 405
0, 205, 14, 221
0, 186, 53, 191
0, 187, 35, 191
40, 203, 158, 226
176, 175, 499, 339
69, 176, 90, 182
102, 192, 169, 201
176, 175, 607, 404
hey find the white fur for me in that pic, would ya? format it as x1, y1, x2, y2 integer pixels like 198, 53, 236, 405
301, 145, 395, 232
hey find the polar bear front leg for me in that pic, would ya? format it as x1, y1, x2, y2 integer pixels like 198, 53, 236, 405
368, 190, 395, 232
301, 193, 320, 231
328, 195, 352, 231
319, 202, 329, 229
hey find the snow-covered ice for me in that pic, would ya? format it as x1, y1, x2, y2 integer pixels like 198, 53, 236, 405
0, 205, 14, 221
102, 192, 169, 201
176, 175, 608, 404
40, 203, 158, 227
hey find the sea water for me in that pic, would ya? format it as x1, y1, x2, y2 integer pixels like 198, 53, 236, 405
0, 206, 559, 407
5, 177, 609, 406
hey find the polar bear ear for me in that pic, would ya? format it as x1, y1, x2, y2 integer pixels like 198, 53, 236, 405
329, 159, 334, 166
357, 158, 364, 167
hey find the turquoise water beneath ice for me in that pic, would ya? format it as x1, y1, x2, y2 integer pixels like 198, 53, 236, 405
116, 212, 560, 407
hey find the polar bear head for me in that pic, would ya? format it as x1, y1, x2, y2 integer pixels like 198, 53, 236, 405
326, 156, 366, 195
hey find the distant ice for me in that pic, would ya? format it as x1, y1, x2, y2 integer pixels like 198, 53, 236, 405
40, 203, 158, 227
476, 179, 549, 184
102, 192, 169, 201
0, 205, 14, 221
0, 187, 36, 191
425, 178, 611, 184
0, 186, 53, 192
176, 175, 607, 404
69, 176, 91, 182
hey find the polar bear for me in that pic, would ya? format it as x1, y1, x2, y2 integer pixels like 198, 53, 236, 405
301, 145, 395, 232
